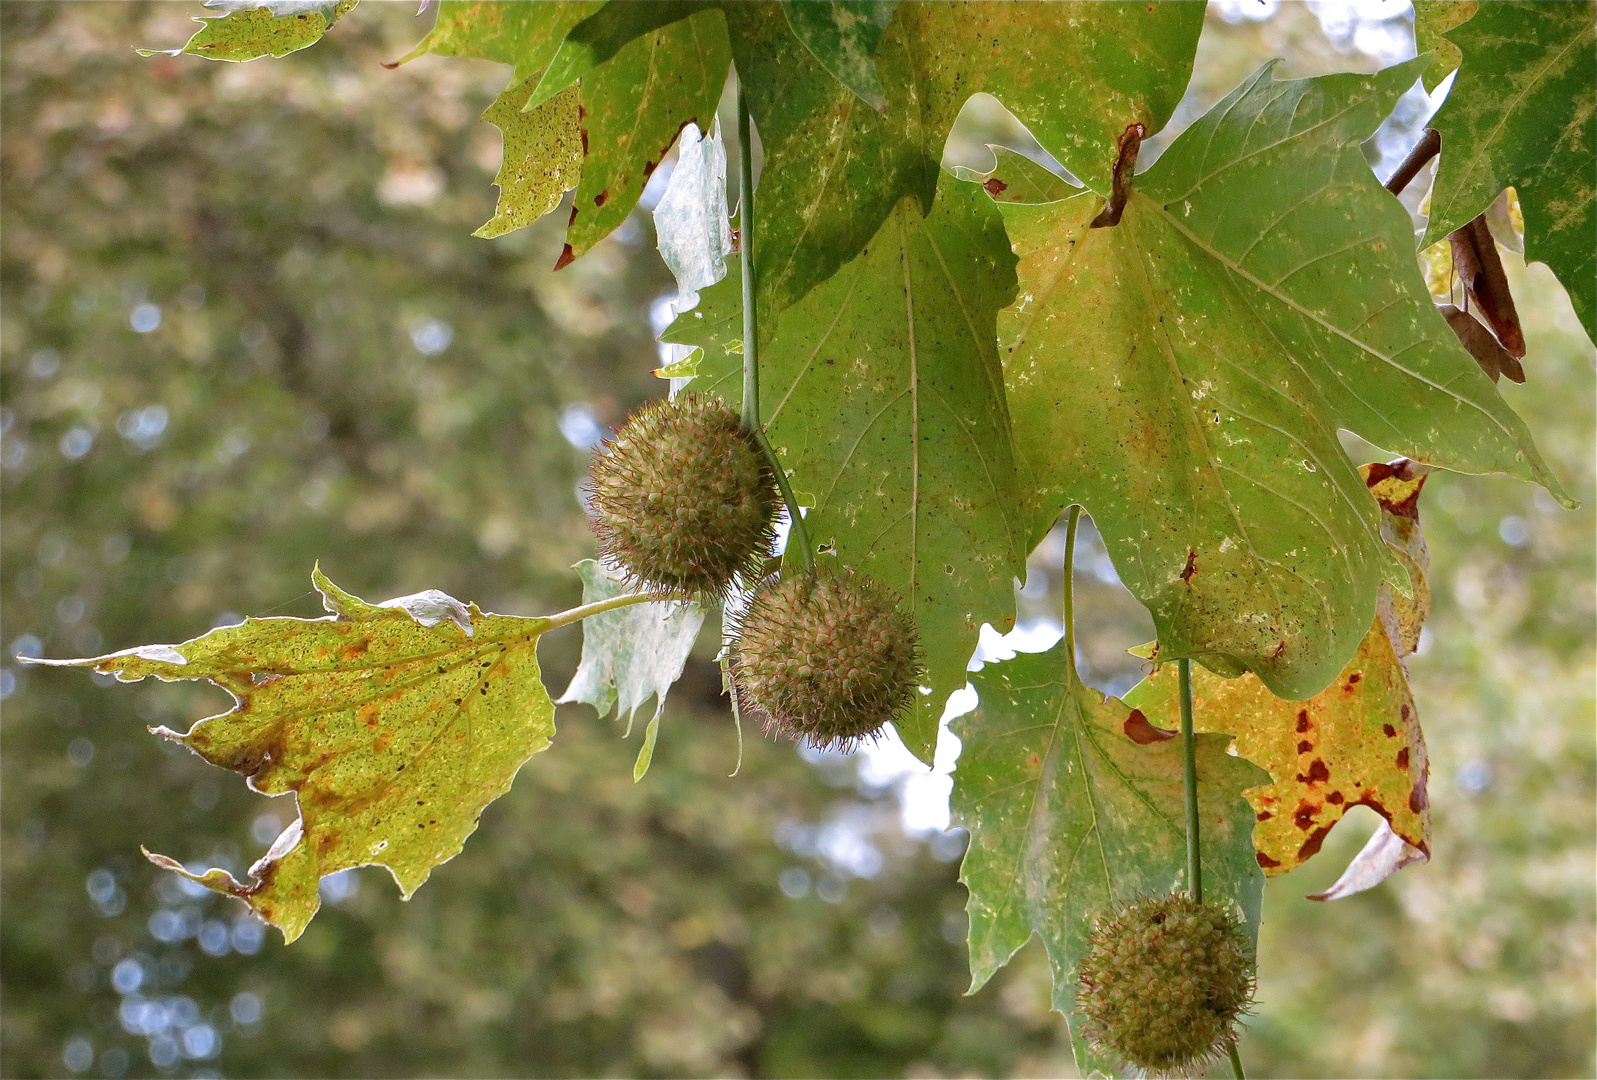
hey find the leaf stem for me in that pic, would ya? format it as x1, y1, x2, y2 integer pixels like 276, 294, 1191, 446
736, 77, 814, 573
1384, 126, 1439, 196
1172, 655, 1246, 1078
738, 80, 759, 434
1179, 655, 1201, 904
542, 591, 664, 632
1061, 505, 1081, 678
1088, 122, 1144, 229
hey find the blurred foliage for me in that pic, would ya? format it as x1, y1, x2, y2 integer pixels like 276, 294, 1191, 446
1, 3, 1592, 1080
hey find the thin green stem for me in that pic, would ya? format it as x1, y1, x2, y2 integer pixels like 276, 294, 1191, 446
1179, 656, 1201, 904
735, 78, 813, 573
1061, 506, 1081, 679
1178, 657, 1245, 1073
755, 426, 814, 571
738, 81, 759, 433
542, 591, 663, 632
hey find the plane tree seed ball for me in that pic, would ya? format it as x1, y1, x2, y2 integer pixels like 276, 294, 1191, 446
732, 566, 922, 750
586, 395, 780, 599
1074, 893, 1256, 1074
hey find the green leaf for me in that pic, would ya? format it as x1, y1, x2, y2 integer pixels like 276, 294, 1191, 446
1422, 1, 1596, 341
474, 77, 582, 240
140, 0, 356, 63
395, 0, 601, 78
720, 0, 932, 336
780, 0, 897, 111
556, 560, 705, 780
396, 2, 601, 238
528, 1, 706, 107
1412, 1, 1478, 91
951, 144, 1078, 206
724, 0, 1202, 336
560, 8, 732, 266
652, 347, 703, 381
952, 643, 1267, 1072
995, 59, 1566, 702
667, 175, 1024, 762
905, 1, 1204, 196
27, 568, 557, 943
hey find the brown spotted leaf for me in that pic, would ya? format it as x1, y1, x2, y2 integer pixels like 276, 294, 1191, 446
140, 0, 357, 63
25, 567, 557, 942
394, 1, 599, 238
1362, 459, 1433, 658
1125, 623, 1430, 881
1124, 459, 1436, 887
475, 77, 583, 240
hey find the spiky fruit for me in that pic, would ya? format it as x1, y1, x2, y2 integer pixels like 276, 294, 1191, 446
586, 395, 780, 598
1075, 894, 1255, 1074
731, 566, 921, 750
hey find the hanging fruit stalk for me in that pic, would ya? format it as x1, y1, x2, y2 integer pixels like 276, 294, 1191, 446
1065, 508, 1254, 1079
736, 78, 814, 574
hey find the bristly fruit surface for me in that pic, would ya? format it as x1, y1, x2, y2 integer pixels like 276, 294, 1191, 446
1075, 893, 1255, 1074
586, 395, 780, 599
732, 565, 922, 750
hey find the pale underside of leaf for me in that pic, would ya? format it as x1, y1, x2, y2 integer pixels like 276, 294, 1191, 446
952, 644, 1266, 1075
556, 559, 705, 780
30, 569, 557, 943
1307, 816, 1428, 901
653, 119, 732, 311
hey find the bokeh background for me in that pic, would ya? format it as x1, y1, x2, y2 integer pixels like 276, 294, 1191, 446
2, 2, 1592, 1078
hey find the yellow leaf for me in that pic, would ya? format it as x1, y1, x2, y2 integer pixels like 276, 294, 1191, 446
27, 567, 556, 942
1127, 623, 1430, 879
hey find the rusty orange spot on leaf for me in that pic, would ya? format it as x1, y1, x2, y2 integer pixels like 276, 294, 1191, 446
1124, 619, 1430, 878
